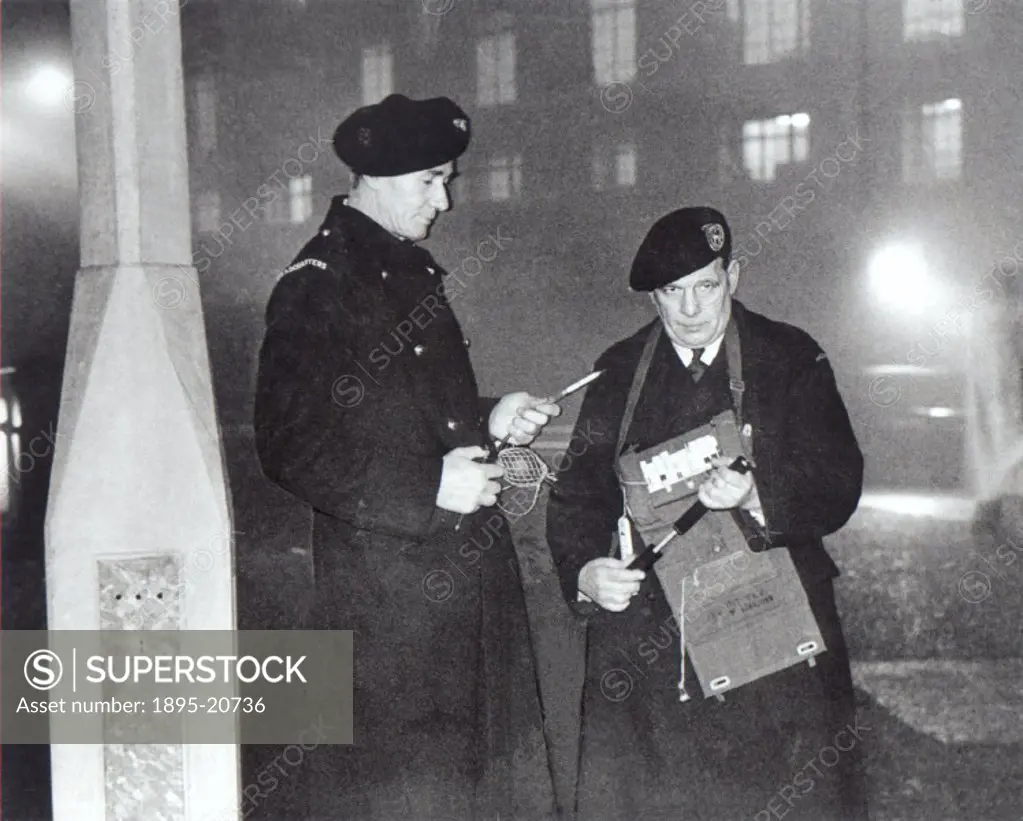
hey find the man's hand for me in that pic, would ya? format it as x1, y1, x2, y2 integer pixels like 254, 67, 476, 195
436, 446, 504, 514
489, 392, 562, 446
697, 456, 761, 512
578, 558, 646, 612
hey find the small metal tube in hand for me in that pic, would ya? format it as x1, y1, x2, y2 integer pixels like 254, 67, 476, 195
494, 370, 604, 457
626, 455, 753, 572
455, 370, 606, 531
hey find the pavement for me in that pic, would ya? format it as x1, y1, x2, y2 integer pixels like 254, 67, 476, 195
852, 659, 1023, 745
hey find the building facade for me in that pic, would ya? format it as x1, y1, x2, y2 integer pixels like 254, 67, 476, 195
178, 0, 1021, 490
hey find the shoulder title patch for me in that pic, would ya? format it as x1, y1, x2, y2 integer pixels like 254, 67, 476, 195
282, 258, 329, 275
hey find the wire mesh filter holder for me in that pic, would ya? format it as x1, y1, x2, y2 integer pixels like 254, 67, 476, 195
495, 445, 556, 517
454, 441, 556, 529
452, 370, 604, 529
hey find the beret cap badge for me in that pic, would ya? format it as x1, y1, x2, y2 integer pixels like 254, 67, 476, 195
453, 118, 468, 132
357, 126, 373, 147
702, 223, 725, 253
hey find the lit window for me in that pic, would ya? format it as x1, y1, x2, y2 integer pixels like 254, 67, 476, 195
480, 154, 522, 201
361, 44, 393, 106
903, 0, 964, 41
729, 0, 810, 65
263, 176, 314, 224
193, 74, 217, 156
289, 174, 314, 223
902, 98, 962, 182
742, 112, 810, 181
1, 386, 23, 516
196, 190, 221, 233
593, 142, 637, 190
615, 143, 637, 186
477, 24, 516, 106
591, 0, 636, 85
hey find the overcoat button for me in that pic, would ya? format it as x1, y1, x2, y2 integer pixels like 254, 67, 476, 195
381, 270, 389, 280
463, 339, 471, 348
414, 345, 426, 356
321, 229, 331, 236
447, 420, 459, 431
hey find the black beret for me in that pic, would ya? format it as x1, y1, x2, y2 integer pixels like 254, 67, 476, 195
630, 206, 733, 292
332, 94, 471, 177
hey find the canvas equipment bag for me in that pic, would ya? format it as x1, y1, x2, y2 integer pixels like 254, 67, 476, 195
613, 320, 826, 701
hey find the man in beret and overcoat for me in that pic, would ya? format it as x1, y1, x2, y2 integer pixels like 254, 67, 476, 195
254, 94, 559, 820
546, 207, 870, 820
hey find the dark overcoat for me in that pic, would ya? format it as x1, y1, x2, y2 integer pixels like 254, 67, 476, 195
547, 301, 870, 821
254, 196, 555, 820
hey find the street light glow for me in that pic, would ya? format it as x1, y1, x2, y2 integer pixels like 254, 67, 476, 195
867, 242, 932, 311
26, 65, 72, 108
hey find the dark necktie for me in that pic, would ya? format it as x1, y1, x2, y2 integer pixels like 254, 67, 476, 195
688, 348, 706, 382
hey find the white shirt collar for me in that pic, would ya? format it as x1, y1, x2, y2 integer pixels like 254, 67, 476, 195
671, 334, 724, 367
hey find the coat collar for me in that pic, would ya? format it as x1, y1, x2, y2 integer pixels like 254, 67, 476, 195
319, 195, 438, 275
320, 195, 418, 253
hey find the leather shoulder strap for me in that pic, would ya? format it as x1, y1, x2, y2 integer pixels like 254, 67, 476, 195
614, 324, 662, 457
724, 318, 745, 429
